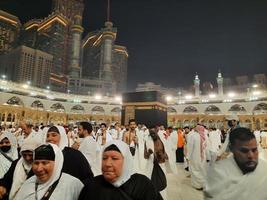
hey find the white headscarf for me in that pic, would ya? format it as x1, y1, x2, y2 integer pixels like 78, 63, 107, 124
15, 143, 64, 200
9, 138, 40, 199
0, 132, 18, 178
43, 126, 68, 150
102, 140, 134, 187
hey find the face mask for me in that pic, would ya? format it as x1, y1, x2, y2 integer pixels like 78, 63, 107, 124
0, 146, 11, 153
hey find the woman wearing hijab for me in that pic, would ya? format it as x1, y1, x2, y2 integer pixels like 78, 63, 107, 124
0, 132, 18, 179
80, 140, 162, 200
0, 138, 39, 200
44, 126, 94, 184
15, 143, 84, 200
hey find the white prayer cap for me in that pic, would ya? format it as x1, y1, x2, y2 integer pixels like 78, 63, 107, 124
225, 115, 239, 121
20, 137, 40, 153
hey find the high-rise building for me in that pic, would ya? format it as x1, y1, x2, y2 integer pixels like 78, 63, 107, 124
82, 22, 128, 94
52, 0, 84, 21
21, 13, 69, 91
0, 45, 53, 87
236, 75, 249, 86
0, 10, 21, 55
194, 74, 200, 97
113, 45, 128, 92
253, 74, 267, 88
19, 0, 85, 92
217, 72, 224, 96
1, 1, 128, 95
52, 0, 84, 78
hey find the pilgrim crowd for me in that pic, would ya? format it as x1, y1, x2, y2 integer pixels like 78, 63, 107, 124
0, 115, 267, 200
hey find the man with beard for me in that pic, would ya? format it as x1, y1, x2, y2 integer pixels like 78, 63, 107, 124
77, 122, 100, 176
204, 127, 267, 200
123, 119, 139, 156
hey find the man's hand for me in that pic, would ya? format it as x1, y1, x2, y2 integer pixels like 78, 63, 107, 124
71, 142, 80, 150
0, 186, 7, 199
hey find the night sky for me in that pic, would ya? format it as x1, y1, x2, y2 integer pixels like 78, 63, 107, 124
1, 0, 267, 90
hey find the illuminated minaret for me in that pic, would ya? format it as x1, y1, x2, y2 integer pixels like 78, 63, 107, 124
101, 0, 117, 81
217, 71, 224, 96
69, 14, 83, 78
194, 73, 200, 97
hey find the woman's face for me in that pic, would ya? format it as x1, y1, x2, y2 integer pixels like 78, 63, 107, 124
32, 160, 55, 183
46, 131, 60, 146
102, 150, 124, 183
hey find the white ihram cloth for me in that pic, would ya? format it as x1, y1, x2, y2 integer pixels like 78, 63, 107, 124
9, 138, 40, 199
0, 132, 18, 178
15, 143, 84, 200
208, 130, 222, 153
17, 130, 38, 148
96, 129, 113, 147
254, 130, 261, 146
136, 128, 149, 173
187, 130, 208, 188
144, 135, 170, 200
204, 156, 267, 200
78, 135, 101, 176
261, 131, 267, 148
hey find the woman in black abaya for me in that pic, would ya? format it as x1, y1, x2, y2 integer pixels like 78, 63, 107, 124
80, 140, 162, 200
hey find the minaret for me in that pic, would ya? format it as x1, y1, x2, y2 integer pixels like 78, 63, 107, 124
217, 71, 224, 96
69, 14, 84, 78
101, 0, 117, 82
194, 73, 200, 97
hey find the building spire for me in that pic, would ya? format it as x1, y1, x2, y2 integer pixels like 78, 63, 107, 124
107, 0, 111, 22
217, 70, 223, 96
195, 72, 199, 80
194, 72, 200, 97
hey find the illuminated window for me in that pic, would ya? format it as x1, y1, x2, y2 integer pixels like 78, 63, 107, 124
228, 104, 246, 113
91, 106, 105, 114
205, 105, 221, 114
50, 103, 65, 112
167, 107, 177, 113
71, 105, 85, 113
31, 100, 44, 110
253, 103, 267, 114
6, 96, 24, 106
183, 106, 198, 113
111, 107, 121, 113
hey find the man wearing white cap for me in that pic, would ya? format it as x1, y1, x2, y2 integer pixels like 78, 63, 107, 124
217, 115, 240, 160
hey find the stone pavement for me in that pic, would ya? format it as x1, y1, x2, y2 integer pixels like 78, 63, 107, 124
166, 164, 204, 200
165, 148, 267, 200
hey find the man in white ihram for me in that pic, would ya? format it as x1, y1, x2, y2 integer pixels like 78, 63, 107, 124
204, 127, 267, 200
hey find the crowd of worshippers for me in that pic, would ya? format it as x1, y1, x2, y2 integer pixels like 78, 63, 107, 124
0, 115, 267, 200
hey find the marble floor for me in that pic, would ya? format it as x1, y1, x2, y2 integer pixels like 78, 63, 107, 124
165, 164, 203, 200
165, 149, 267, 200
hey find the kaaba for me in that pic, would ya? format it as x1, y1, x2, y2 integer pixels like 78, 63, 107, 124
121, 91, 167, 128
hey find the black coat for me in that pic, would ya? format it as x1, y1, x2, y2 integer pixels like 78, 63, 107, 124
62, 147, 94, 185
0, 159, 34, 200
79, 173, 163, 200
